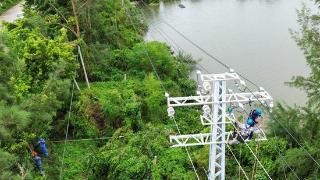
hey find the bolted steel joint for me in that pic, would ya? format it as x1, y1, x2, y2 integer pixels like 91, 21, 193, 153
202, 105, 211, 115
203, 82, 211, 91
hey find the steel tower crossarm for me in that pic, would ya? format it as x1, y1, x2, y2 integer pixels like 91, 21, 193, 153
169, 132, 232, 147
167, 91, 272, 107
198, 72, 241, 82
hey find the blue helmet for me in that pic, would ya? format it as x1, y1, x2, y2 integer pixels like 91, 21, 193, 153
255, 108, 262, 116
246, 118, 254, 126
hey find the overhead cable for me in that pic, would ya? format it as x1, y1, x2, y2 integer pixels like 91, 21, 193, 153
124, 4, 200, 179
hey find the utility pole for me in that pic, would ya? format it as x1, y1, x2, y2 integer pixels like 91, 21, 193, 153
165, 70, 273, 180
78, 45, 90, 89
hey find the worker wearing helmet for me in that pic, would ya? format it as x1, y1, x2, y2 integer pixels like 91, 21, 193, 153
246, 108, 263, 139
229, 108, 263, 144
38, 138, 48, 157
229, 118, 255, 144
32, 151, 45, 176
33, 138, 49, 158
248, 108, 262, 125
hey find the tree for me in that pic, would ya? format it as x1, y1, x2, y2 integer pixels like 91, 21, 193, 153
267, 2, 320, 179
4, 17, 77, 96
290, 4, 320, 111
25, 0, 146, 47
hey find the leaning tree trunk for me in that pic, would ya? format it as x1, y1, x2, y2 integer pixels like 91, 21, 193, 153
71, 0, 81, 39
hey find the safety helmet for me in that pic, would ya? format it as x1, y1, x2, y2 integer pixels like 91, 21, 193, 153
246, 118, 254, 126
255, 108, 262, 116
38, 138, 45, 144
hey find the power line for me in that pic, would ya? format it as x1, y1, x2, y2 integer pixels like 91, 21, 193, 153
124, 6, 166, 92
59, 82, 75, 180
233, 95, 300, 179
139, 0, 260, 89
242, 86, 300, 179
155, 28, 181, 52
152, 27, 210, 74
0, 137, 114, 143
156, 19, 306, 179
140, 4, 269, 177
226, 144, 249, 180
272, 132, 301, 180
50, 137, 114, 143
162, 21, 230, 69
141, 1, 320, 171
151, 28, 178, 52
230, 123, 272, 179
137, 3, 209, 74
161, 21, 260, 89
244, 87, 320, 169
172, 116, 200, 180
233, 85, 319, 174
169, 19, 320, 173
139, 2, 320, 179
139, 2, 271, 178
137, 7, 206, 179
123, 4, 200, 179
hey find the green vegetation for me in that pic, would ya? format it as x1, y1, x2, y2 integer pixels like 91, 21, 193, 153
0, 0, 319, 179
0, 0, 21, 14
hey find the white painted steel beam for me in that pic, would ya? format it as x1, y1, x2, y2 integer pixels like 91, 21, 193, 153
169, 132, 232, 147
199, 72, 241, 82
167, 91, 272, 107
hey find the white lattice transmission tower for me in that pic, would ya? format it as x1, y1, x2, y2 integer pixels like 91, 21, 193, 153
165, 69, 273, 180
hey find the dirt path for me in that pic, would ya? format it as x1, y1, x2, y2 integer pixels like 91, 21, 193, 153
0, 2, 24, 23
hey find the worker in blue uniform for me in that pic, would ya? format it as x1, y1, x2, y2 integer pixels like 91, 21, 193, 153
246, 108, 263, 139
32, 151, 45, 176
248, 108, 262, 125
38, 138, 48, 157
33, 138, 48, 157
30, 137, 48, 175
229, 108, 263, 144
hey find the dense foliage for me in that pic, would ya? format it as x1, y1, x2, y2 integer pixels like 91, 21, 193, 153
0, 0, 320, 179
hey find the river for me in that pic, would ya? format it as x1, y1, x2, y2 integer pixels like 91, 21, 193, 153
143, 0, 316, 105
